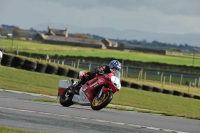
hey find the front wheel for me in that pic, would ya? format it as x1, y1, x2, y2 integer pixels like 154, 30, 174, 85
60, 89, 74, 107
91, 91, 113, 110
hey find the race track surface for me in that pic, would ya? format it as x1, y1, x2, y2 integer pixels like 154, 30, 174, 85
0, 90, 199, 133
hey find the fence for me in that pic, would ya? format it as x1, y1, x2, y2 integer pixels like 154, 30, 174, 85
47, 59, 200, 88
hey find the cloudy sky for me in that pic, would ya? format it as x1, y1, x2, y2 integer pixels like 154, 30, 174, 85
1, 0, 200, 35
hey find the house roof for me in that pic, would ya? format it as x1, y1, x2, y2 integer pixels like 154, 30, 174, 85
102, 38, 110, 42
45, 36, 104, 46
46, 26, 67, 36
102, 38, 117, 44
49, 28, 67, 36
36, 33, 48, 39
110, 40, 118, 44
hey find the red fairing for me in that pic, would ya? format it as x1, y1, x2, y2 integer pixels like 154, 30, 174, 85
58, 88, 66, 96
82, 73, 119, 102
102, 88, 112, 93
81, 78, 98, 102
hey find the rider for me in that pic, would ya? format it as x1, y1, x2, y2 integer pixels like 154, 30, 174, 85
71, 60, 121, 94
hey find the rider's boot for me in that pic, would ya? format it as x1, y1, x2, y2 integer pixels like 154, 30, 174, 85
72, 81, 82, 95
71, 75, 88, 95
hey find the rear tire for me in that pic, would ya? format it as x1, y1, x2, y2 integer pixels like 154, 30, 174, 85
91, 91, 113, 111
60, 89, 74, 107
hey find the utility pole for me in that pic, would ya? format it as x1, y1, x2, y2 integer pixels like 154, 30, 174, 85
192, 48, 195, 66
0, 35, 7, 52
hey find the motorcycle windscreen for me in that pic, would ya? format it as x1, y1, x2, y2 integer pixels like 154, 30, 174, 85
111, 69, 120, 78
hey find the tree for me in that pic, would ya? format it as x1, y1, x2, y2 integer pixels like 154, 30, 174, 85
140, 40, 147, 45
12, 27, 25, 37
0, 28, 10, 36
119, 43, 127, 48
0, 28, 4, 35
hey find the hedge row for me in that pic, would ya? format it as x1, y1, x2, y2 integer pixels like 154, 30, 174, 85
1, 54, 79, 78
1, 53, 200, 101
121, 80, 200, 101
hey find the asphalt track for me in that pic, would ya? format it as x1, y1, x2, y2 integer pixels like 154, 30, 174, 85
0, 90, 199, 133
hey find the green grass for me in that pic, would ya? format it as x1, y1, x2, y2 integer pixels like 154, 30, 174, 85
112, 88, 200, 119
3, 39, 200, 66
1, 65, 200, 119
0, 66, 66, 96
123, 77, 200, 95
0, 127, 52, 133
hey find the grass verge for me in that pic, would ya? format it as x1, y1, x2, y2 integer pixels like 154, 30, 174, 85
0, 127, 52, 133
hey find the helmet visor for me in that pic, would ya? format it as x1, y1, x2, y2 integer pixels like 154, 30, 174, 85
110, 69, 120, 78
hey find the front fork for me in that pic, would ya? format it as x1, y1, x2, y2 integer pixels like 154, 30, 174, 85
97, 86, 104, 99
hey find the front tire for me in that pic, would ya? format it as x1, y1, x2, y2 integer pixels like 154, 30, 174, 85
60, 89, 74, 107
91, 91, 113, 110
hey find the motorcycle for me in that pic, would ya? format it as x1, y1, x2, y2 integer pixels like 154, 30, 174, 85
57, 70, 121, 110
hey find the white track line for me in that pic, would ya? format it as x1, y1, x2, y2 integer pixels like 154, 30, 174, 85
0, 89, 57, 99
0, 106, 188, 133
0, 89, 161, 112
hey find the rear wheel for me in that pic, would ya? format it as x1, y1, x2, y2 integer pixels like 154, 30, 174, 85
91, 91, 113, 110
60, 89, 74, 107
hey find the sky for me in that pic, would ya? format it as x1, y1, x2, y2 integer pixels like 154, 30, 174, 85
1, 0, 200, 35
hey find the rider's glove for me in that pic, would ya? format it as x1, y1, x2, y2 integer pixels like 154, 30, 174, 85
94, 67, 104, 75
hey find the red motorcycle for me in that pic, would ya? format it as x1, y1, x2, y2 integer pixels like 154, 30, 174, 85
57, 70, 121, 110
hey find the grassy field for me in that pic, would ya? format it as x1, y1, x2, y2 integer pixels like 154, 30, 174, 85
0, 127, 52, 133
1, 65, 200, 120
3, 39, 200, 66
